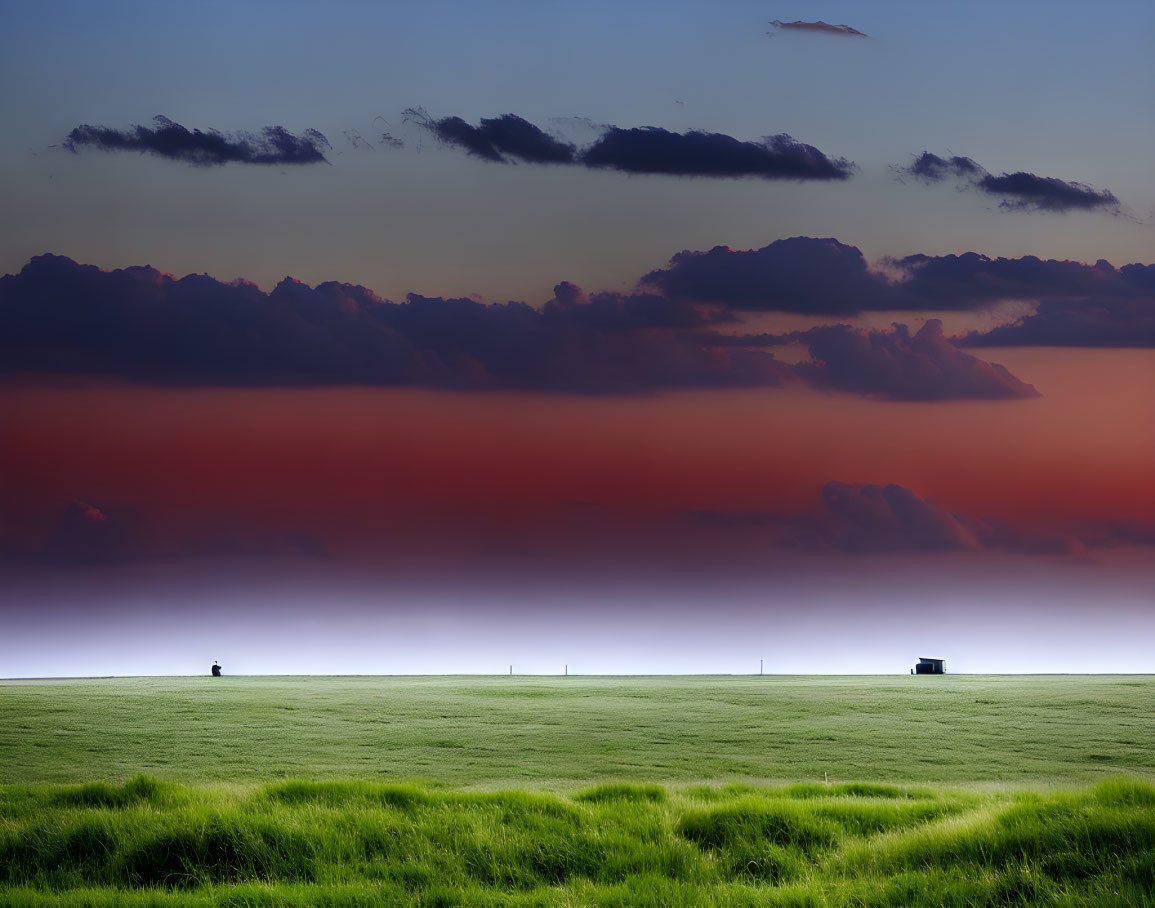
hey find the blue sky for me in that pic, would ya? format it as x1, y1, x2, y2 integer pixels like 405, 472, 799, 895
2, 0, 1152, 301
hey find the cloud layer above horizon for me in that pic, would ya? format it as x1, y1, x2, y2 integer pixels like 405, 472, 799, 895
0, 250, 1058, 399
18, 477, 1148, 569
641, 237, 1155, 337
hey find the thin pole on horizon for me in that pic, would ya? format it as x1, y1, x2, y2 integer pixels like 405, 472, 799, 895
509, 665, 512, 677
760, 659, 763, 676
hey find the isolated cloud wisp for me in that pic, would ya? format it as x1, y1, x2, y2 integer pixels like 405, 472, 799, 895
901, 152, 984, 183
976, 172, 1119, 213
768, 19, 869, 38
896, 151, 1119, 213
65, 116, 331, 166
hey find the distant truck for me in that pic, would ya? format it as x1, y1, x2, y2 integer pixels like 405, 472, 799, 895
913, 657, 945, 675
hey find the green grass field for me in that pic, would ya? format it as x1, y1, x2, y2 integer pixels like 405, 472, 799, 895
2, 675, 1153, 905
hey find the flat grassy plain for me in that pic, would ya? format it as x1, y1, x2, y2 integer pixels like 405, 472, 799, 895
2, 675, 1153, 906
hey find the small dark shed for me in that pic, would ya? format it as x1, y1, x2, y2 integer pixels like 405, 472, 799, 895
914, 657, 945, 675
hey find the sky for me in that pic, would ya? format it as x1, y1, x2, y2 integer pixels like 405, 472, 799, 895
1, 1, 1153, 676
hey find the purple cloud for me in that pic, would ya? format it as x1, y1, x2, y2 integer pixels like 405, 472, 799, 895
0, 255, 790, 394
790, 320, 1040, 400
405, 110, 576, 164
409, 111, 854, 180
690, 481, 1090, 556
896, 151, 1119, 213
769, 20, 869, 38
65, 116, 330, 166
580, 128, 854, 180
640, 237, 1155, 324
958, 298, 1155, 348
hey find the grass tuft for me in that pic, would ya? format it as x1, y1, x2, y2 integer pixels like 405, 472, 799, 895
573, 783, 667, 804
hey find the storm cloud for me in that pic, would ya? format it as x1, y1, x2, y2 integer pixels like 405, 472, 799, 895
641, 236, 1155, 315
641, 237, 898, 313
0, 254, 1044, 399
897, 151, 1119, 213
0, 255, 788, 394
412, 112, 854, 180
65, 116, 331, 166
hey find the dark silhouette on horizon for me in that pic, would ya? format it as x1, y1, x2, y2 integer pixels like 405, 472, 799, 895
211, 661, 222, 677
914, 657, 945, 675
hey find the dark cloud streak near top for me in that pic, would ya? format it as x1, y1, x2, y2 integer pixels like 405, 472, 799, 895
414, 111, 854, 180
65, 116, 331, 166
581, 128, 853, 180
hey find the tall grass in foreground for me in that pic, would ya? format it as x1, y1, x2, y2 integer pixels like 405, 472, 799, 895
2, 778, 1152, 906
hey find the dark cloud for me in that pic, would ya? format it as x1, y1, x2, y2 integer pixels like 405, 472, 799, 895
689, 482, 1087, 556
789, 320, 1040, 400
0, 255, 790, 394
769, 19, 869, 38
977, 172, 1119, 212
640, 236, 1155, 317
580, 128, 854, 180
640, 237, 897, 313
900, 152, 983, 183
405, 110, 576, 164
896, 151, 1119, 213
410, 110, 853, 180
888, 251, 1132, 306
0, 254, 1052, 398
64, 116, 330, 166
958, 298, 1155, 348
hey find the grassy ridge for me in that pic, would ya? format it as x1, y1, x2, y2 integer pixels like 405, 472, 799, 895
2, 777, 1152, 906
3, 675, 1153, 786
